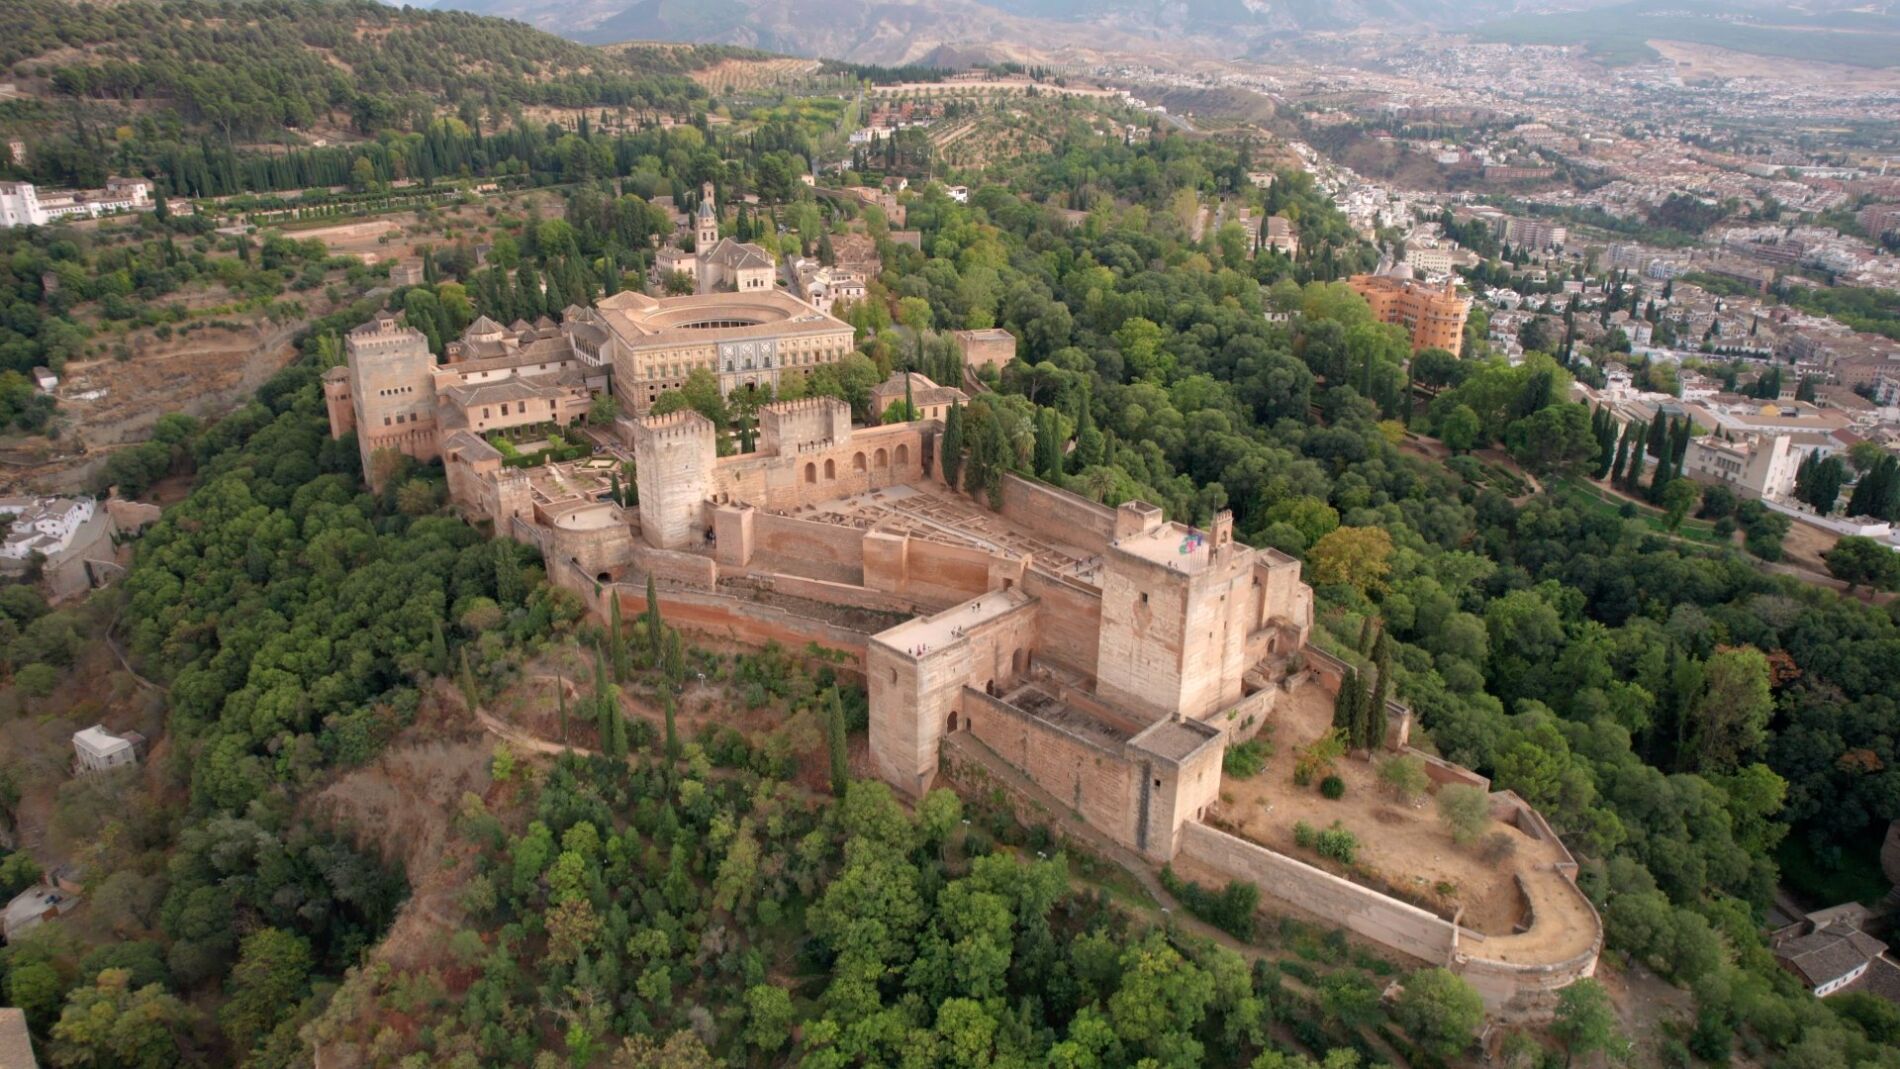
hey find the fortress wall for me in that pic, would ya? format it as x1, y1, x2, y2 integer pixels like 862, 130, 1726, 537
593, 578, 871, 666
1456, 927, 1601, 1020
1404, 747, 1492, 790
754, 513, 866, 574
716, 424, 930, 513
1203, 684, 1279, 744
1020, 569, 1102, 677
549, 519, 638, 582
757, 572, 921, 614
997, 474, 1117, 551
632, 545, 718, 588
959, 687, 1140, 851
898, 538, 1005, 606
1179, 822, 1460, 965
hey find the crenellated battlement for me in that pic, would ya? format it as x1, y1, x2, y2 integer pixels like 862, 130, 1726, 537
761, 396, 849, 416
635, 410, 717, 443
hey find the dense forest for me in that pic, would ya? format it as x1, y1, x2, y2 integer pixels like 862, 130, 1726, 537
2, 3, 1900, 1063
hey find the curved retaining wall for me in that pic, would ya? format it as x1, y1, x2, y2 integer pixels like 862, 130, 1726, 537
1178, 821, 1600, 1020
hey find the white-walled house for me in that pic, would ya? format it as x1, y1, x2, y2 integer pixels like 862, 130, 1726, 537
72, 725, 139, 775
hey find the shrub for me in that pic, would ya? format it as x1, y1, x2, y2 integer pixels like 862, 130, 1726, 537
1315, 821, 1359, 864
1320, 775, 1345, 799
1377, 754, 1430, 803
1437, 784, 1491, 845
1479, 831, 1518, 863
1224, 738, 1270, 779
1293, 820, 1316, 849
1160, 865, 1260, 941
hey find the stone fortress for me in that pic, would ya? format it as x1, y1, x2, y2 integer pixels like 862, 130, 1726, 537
326, 292, 1602, 1019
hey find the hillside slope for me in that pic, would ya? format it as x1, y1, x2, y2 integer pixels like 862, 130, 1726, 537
0, 0, 750, 144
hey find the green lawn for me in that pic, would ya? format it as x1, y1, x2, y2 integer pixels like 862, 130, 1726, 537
1551, 476, 1728, 545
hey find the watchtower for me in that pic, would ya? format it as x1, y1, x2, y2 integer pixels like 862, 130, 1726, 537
631, 410, 717, 549
1095, 505, 1255, 721
758, 396, 851, 456
345, 313, 439, 487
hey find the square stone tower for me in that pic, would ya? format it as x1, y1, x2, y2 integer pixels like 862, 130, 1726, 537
1095, 505, 1255, 721
631, 410, 717, 549
346, 314, 439, 486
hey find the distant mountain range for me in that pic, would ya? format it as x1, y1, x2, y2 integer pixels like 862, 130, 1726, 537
413, 0, 1900, 67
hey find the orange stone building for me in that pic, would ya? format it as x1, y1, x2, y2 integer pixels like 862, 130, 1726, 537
1347, 272, 1472, 356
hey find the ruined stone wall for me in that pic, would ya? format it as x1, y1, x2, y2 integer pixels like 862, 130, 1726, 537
1179, 822, 1460, 964
996, 474, 1116, 551
959, 687, 1141, 851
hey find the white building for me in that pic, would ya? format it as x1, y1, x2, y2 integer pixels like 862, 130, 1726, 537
0, 177, 153, 228
1404, 244, 1455, 277
0, 182, 42, 228
945, 185, 969, 204
1683, 433, 1801, 501
0, 497, 95, 560
72, 725, 139, 775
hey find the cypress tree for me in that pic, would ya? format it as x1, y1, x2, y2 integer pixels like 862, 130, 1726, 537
429, 618, 448, 676
664, 691, 679, 760
1368, 632, 1393, 752
645, 575, 663, 663
557, 675, 569, 750
1333, 668, 1360, 733
608, 591, 624, 681
1357, 614, 1377, 655
1624, 423, 1648, 493
459, 647, 479, 710
827, 688, 849, 798
941, 403, 965, 491
1610, 430, 1629, 483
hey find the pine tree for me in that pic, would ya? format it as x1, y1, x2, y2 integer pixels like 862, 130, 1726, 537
826, 688, 849, 798
941, 403, 965, 491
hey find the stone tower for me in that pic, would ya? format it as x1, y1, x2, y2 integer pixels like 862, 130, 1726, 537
631, 410, 717, 549
1094, 505, 1254, 721
345, 313, 439, 488
696, 182, 719, 251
